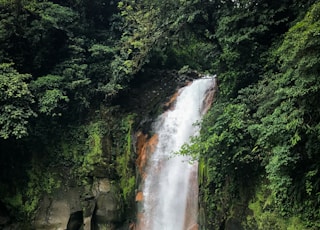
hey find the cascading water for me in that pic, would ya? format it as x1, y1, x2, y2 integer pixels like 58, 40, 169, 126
137, 77, 216, 230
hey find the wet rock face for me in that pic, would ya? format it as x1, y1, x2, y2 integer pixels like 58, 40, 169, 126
92, 179, 124, 230
34, 187, 83, 230
30, 70, 204, 230
33, 178, 124, 230
112, 69, 202, 134
94, 194, 122, 224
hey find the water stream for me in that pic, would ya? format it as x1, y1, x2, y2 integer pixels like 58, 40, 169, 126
137, 77, 215, 230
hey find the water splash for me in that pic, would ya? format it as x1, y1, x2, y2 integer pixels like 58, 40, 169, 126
137, 77, 216, 230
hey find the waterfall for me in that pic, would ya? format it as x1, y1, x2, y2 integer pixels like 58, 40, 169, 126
136, 77, 216, 230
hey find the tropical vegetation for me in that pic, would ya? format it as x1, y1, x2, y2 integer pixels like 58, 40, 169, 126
0, 0, 319, 228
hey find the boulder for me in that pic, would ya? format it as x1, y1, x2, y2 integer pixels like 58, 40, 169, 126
92, 178, 124, 230
34, 187, 83, 230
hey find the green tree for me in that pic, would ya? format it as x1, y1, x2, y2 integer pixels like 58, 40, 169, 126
211, 0, 303, 97
112, 0, 209, 78
30, 75, 69, 116
182, 1, 320, 227
0, 63, 36, 139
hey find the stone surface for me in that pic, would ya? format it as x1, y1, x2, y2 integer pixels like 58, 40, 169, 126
34, 197, 70, 230
113, 69, 199, 134
91, 178, 124, 230
94, 223, 114, 230
92, 178, 111, 196
30, 70, 202, 230
95, 193, 122, 223
33, 171, 125, 230
34, 185, 83, 230
135, 192, 143, 202
83, 216, 92, 230
136, 133, 158, 176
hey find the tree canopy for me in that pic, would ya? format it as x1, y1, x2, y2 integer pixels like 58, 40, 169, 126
181, 1, 320, 228
0, 0, 320, 228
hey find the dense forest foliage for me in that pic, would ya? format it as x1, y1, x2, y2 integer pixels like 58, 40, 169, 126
0, 0, 320, 229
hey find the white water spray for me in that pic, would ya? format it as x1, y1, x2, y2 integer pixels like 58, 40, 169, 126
139, 77, 215, 230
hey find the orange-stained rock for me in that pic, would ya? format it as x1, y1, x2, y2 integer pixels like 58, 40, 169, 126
136, 133, 159, 175
135, 133, 159, 230
145, 134, 158, 154
201, 78, 217, 115
136, 131, 147, 156
135, 131, 148, 175
135, 212, 146, 230
135, 191, 143, 202
186, 80, 192, 86
187, 223, 199, 230
184, 163, 199, 230
129, 222, 136, 230
164, 91, 180, 110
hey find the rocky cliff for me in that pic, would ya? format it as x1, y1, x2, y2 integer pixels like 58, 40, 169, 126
0, 69, 203, 230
